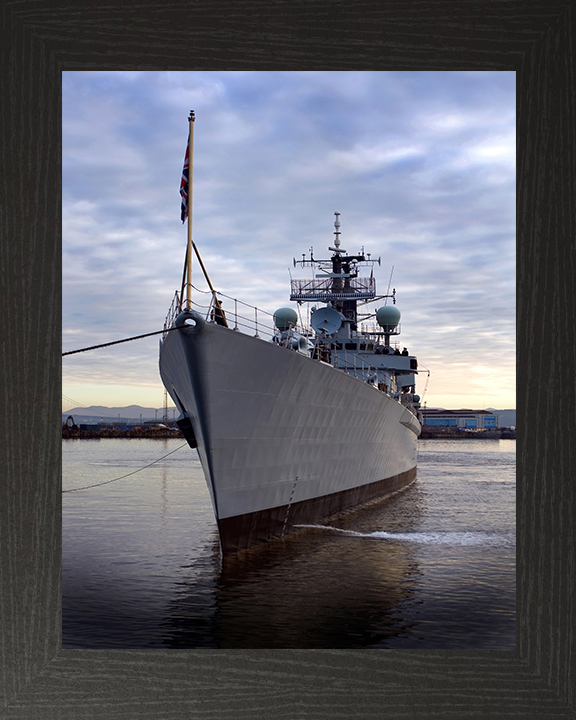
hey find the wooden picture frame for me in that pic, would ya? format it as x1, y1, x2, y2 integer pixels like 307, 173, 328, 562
2, 2, 574, 717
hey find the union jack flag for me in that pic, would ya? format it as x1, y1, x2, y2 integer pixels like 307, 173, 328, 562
180, 138, 189, 223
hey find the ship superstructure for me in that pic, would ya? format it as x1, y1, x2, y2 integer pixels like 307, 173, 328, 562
274, 212, 421, 417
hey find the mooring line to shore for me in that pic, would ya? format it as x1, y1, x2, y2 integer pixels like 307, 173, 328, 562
62, 326, 181, 356
62, 442, 189, 493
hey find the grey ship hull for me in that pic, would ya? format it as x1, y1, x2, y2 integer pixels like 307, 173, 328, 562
159, 311, 420, 554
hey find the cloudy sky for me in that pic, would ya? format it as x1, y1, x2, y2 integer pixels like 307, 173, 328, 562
62, 70, 515, 412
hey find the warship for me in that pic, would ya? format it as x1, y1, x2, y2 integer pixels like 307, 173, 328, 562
159, 112, 421, 554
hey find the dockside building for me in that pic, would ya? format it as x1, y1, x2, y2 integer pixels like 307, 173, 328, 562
421, 409, 499, 429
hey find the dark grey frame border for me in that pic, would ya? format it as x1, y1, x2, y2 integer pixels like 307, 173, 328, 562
2, 2, 575, 717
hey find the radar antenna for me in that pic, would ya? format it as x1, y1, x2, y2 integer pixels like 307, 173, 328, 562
311, 307, 343, 335
333, 212, 341, 248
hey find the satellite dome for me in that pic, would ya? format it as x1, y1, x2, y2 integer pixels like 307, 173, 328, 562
376, 305, 401, 330
311, 306, 343, 335
273, 307, 298, 331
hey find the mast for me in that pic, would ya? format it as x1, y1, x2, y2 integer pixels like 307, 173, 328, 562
181, 111, 228, 326
185, 110, 195, 310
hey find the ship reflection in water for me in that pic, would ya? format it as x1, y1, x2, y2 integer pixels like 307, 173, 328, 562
163, 495, 422, 649
62, 438, 516, 649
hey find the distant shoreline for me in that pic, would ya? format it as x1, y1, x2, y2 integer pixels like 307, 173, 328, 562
62, 428, 183, 440
62, 427, 515, 441
419, 428, 515, 440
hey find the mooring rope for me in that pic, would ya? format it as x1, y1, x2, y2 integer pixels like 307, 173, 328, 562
62, 326, 180, 356
62, 442, 189, 493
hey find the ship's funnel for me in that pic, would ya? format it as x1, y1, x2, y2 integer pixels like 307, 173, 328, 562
376, 305, 401, 332
274, 307, 298, 331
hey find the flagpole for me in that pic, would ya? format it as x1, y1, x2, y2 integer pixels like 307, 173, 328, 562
180, 111, 227, 326
185, 110, 195, 310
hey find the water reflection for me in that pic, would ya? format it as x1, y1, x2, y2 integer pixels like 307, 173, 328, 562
63, 440, 515, 649
162, 488, 424, 648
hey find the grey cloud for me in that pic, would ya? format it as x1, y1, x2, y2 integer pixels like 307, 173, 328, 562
63, 70, 515, 408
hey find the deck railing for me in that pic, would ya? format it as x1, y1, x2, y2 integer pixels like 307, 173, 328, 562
163, 287, 308, 343
162, 288, 399, 394
290, 277, 376, 302
162, 291, 182, 339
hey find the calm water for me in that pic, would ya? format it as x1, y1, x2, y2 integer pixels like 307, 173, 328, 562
62, 438, 516, 649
